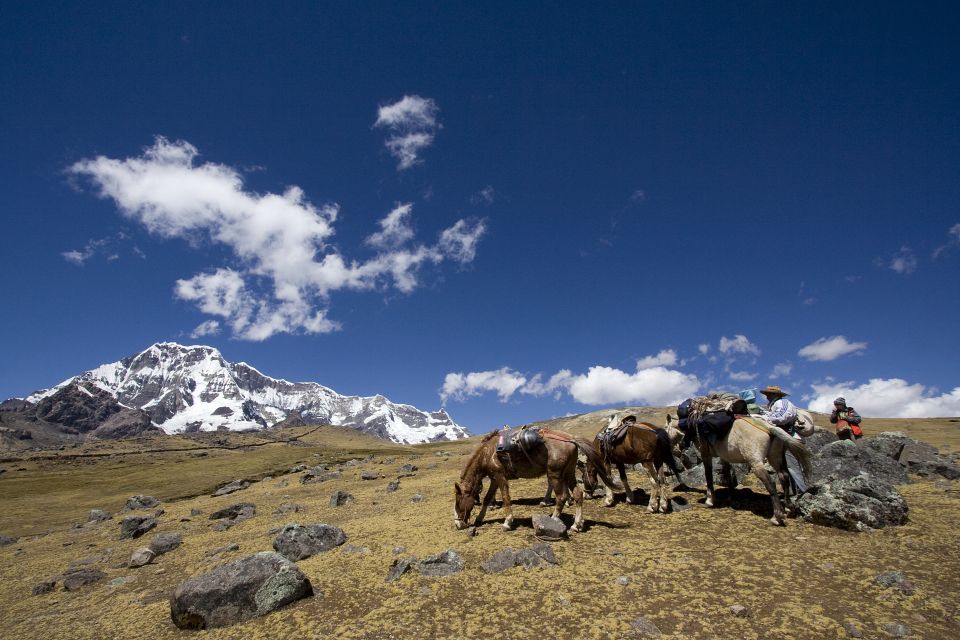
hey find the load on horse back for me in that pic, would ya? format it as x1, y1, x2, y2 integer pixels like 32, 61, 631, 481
665, 393, 813, 526
583, 412, 683, 513
453, 426, 616, 534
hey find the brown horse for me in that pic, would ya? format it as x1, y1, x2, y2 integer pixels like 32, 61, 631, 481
584, 412, 684, 513
453, 428, 615, 534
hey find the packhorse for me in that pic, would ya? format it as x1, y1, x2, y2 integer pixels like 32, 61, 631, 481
583, 412, 684, 513
453, 428, 615, 534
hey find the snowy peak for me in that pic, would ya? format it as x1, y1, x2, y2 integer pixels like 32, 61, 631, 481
26, 342, 467, 444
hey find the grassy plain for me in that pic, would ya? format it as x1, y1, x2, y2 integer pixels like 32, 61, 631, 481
1, 412, 958, 639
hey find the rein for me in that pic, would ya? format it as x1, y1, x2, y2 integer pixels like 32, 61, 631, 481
736, 415, 771, 434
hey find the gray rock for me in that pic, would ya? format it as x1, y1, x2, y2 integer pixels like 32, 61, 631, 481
360, 471, 379, 480
875, 571, 915, 595
301, 470, 340, 484
213, 480, 251, 497
669, 497, 692, 512
898, 441, 939, 467
881, 623, 911, 637
532, 514, 567, 539
341, 544, 370, 555
616, 576, 630, 586
120, 516, 158, 539
273, 503, 305, 516
32, 580, 56, 595
730, 604, 749, 617
62, 568, 106, 591
149, 532, 183, 556
209, 503, 256, 523
803, 428, 839, 455
417, 549, 465, 577
410, 494, 425, 503
128, 547, 155, 568
272, 523, 347, 561
399, 463, 418, 473
124, 495, 160, 511
205, 543, 240, 557
480, 548, 517, 574
190, 508, 203, 516
680, 462, 747, 488
289, 464, 307, 473
797, 474, 908, 531
386, 557, 416, 583
386, 480, 400, 492
630, 616, 662, 637
329, 490, 355, 507
88, 509, 111, 523
862, 436, 907, 461
170, 552, 312, 629
812, 440, 909, 485
912, 459, 960, 480
842, 621, 863, 638
0, 534, 20, 546
480, 543, 557, 574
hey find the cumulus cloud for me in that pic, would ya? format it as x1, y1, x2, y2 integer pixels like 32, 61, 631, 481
637, 349, 678, 369
470, 186, 496, 206
697, 344, 711, 355
806, 378, 960, 418
69, 137, 485, 340
798, 336, 867, 361
887, 246, 918, 274
373, 95, 440, 170
727, 370, 757, 382
770, 361, 793, 378
190, 319, 221, 339
441, 368, 527, 403
719, 334, 761, 356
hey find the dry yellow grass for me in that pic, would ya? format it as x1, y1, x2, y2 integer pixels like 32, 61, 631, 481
1, 414, 958, 639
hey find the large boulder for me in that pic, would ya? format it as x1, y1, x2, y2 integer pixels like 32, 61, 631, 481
213, 480, 251, 497
209, 503, 256, 522
120, 516, 157, 539
802, 427, 839, 455
150, 532, 183, 556
796, 473, 908, 531
912, 459, 960, 480
272, 523, 346, 561
811, 440, 909, 485
897, 441, 940, 467
170, 552, 313, 630
681, 462, 749, 488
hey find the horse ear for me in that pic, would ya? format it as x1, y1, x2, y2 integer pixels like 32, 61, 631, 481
454, 482, 462, 496
665, 413, 673, 425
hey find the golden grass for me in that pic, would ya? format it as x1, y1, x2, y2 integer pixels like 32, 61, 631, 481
0, 415, 958, 639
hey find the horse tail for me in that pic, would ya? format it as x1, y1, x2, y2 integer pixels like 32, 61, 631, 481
769, 426, 813, 477
573, 437, 617, 490
654, 427, 684, 483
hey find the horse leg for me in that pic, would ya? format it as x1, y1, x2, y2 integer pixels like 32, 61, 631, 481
642, 461, 661, 513
570, 476, 586, 532
719, 461, 735, 489
751, 463, 785, 526
540, 481, 553, 507
702, 450, 716, 508
617, 462, 635, 504
496, 475, 516, 530
472, 480, 500, 528
547, 468, 569, 521
602, 462, 617, 507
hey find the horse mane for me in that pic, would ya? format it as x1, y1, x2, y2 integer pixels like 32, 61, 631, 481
459, 431, 499, 483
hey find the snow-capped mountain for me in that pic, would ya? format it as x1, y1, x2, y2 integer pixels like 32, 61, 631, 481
25, 342, 468, 444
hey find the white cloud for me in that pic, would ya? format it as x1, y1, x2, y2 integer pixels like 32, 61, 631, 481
189, 319, 221, 339
770, 361, 793, 378
470, 186, 496, 206
521, 370, 574, 399
727, 370, 757, 382
61, 235, 120, 265
697, 343, 711, 355
565, 366, 700, 406
933, 223, 960, 259
373, 95, 440, 170
366, 203, 415, 250
70, 137, 484, 340
637, 349, 677, 369
629, 189, 646, 203
807, 378, 960, 418
798, 335, 867, 361
888, 246, 918, 274
441, 368, 527, 404
719, 334, 761, 356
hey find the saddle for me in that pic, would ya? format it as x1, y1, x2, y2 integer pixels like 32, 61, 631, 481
597, 415, 635, 458
496, 426, 544, 476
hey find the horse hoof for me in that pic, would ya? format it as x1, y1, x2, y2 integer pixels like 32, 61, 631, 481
647, 505, 656, 513
770, 516, 784, 526
538, 501, 551, 507
603, 500, 615, 508
569, 524, 583, 534
705, 499, 715, 508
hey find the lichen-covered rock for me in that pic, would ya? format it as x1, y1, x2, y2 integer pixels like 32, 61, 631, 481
170, 552, 312, 630
532, 514, 567, 539
912, 459, 960, 480
120, 516, 157, 539
88, 509, 111, 523
149, 532, 183, 556
212, 480, 251, 497
812, 440, 909, 485
209, 503, 256, 526
124, 495, 160, 510
417, 549, 465, 577
803, 427, 839, 455
128, 547, 155, 568
329, 491, 354, 507
272, 523, 346, 561
796, 474, 908, 531
61, 568, 106, 591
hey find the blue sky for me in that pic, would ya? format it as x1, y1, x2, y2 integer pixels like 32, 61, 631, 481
2, 2, 958, 430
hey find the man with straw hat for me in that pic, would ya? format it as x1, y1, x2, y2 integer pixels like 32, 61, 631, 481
760, 385, 806, 493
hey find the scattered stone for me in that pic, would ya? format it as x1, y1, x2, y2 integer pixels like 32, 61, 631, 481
289, 464, 307, 473
329, 490, 355, 507
392, 546, 406, 555
797, 475, 908, 531
154, 508, 165, 517
410, 494, 425, 503
617, 576, 630, 586
124, 495, 160, 511
0, 534, 20, 546
301, 469, 340, 484
729, 604, 749, 617
417, 549, 465, 577
88, 509, 111, 523
629, 616, 662, 637
360, 471, 379, 480
32, 580, 56, 595
386, 557, 416, 583
668, 497, 692, 512
341, 544, 370, 554
209, 503, 256, 523
190, 508, 203, 516
875, 571, 915, 595
386, 480, 400, 492
170, 552, 313, 630
399, 464, 418, 473
532, 514, 567, 539
213, 480, 251, 497
912, 459, 960, 480
842, 621, 864, 638
273, 503, 305, 516
881, 623, 911, 637
108, 576, 134, 588
62, 568, 106, 591
205, 543, 240, 557
120, 516, 158, 539
480, 549, 517, 574
149, 532, 183, 556
272, 523, 347, 561
128, 547, 155, 568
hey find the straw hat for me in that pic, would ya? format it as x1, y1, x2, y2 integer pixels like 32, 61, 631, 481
760, 385, 789, 397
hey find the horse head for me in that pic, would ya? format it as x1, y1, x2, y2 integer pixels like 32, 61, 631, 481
453, 481, 480, 530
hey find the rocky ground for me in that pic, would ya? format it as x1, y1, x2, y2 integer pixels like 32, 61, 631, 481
1, 413, 959, 639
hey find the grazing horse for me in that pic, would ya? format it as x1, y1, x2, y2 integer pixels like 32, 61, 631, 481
453, 429, 615, 534
584, 413, 684, 513
664, 413, 812, 525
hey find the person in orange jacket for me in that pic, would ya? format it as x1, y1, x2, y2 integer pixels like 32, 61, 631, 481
829, 397, 863, 440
